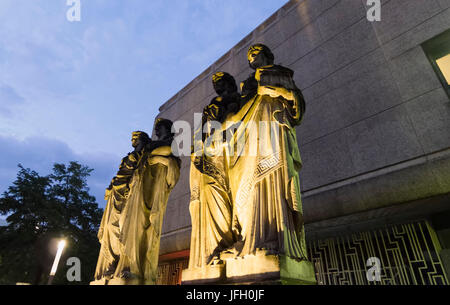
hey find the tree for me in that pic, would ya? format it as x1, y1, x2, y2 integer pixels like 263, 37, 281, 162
0, 162, 103, 285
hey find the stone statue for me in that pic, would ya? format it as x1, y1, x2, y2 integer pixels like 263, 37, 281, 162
94, 131, 150, 282
188, 72, 241, 270
227, 43, 307, 260
184, 44, 314, 284
93, 119, 180, 285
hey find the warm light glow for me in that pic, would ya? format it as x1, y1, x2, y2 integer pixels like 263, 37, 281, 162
436, 54, 450, 85
50, 240, 66, 276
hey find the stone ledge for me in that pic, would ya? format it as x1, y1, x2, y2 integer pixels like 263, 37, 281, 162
225, 254, 316, 285
89, 277, 141, 285
182, 264, 225, 285
182, 253, 316, 285
303, 149, 450, 223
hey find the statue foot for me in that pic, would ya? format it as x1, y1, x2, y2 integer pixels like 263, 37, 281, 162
119, 267, 139, 280
120, 271, 132, 279
206, 254, 224, 266
219, 248, 237, 260
220, 241, 244, 259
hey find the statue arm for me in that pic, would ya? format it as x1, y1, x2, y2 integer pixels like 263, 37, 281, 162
256, 67, 305, 126
257, 85, 294, 100
289, 88, 306, 126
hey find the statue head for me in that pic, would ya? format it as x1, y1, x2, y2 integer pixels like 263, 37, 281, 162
131, 131, 151, 150
212, 72, 238, 98
154, 118, 174, 141
247, 43, 274, 70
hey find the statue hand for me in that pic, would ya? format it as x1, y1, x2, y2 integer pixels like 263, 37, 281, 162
204, 104, 221, 121
258, 85, 294, 100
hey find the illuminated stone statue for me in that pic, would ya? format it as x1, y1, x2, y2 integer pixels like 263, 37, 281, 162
227, 43, 308, 261
184, 44, 315, 284
188, 72, 241, 269
93, 131, 150, 283
93, 119, 180, 285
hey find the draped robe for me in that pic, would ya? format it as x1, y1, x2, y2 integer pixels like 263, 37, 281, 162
227, 64, 307, 259
94, 145, 180, 284
188, 65, 308, 267
188, 102, 238, 269
94, 151, 142, 280
115, 145, 180, 284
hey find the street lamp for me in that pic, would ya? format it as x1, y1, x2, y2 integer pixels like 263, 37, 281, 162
47, 239, 66, 285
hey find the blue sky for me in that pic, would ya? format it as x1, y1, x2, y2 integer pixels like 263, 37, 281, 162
0, 0, 287, 210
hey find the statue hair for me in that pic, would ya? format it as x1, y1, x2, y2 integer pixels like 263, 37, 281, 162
132, 131, 151, 145
154, 118, 175, 138
212, 71, 238, 93
248, 43, 275, 64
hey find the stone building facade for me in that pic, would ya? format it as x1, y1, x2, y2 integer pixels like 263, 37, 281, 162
155, 0, 450, 285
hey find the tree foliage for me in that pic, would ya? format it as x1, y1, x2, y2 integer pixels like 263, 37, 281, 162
0, 162, 103, 285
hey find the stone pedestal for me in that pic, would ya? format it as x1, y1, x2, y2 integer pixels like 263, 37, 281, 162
90, 276, 141, 285
90, 278, 107, 285
182, 251, 317, 285
181, 263, 226, 285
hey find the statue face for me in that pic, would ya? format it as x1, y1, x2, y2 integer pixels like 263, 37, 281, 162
131, 134, 142, 148
213, 79, 228, 97
155, 124, 170, 140
248, 48, 267, 69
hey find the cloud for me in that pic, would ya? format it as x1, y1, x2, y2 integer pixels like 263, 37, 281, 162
0, 83, 25, 116
0, 135, 120, 209
0, 0, 288, 208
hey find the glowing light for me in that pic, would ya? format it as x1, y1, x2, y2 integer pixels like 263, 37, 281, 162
436, 54, 450, 85
50, 240, 66, 276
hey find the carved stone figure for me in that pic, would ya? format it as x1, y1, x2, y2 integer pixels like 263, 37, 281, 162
227, 43, 307, 260
93, 119, 180, 285
188, 72, 241, 269
94, 131, 150, 282
184, 44, 314, 284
